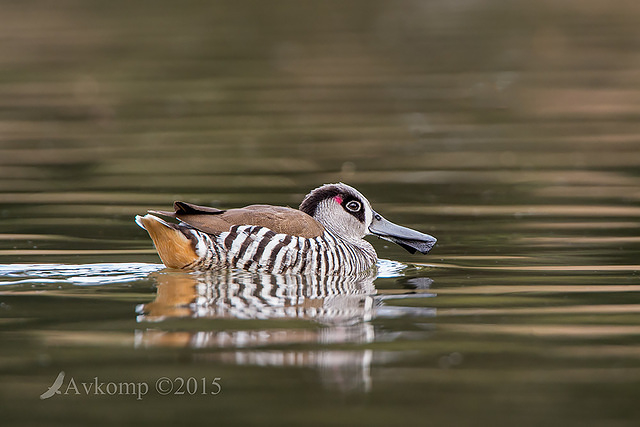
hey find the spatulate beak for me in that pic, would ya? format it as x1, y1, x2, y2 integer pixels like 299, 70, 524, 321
368, 211, 437, 254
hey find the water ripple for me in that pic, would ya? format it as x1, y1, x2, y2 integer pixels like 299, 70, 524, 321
0, 262, 163, 286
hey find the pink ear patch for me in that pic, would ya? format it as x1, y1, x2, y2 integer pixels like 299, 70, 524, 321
334, 195, 343, 204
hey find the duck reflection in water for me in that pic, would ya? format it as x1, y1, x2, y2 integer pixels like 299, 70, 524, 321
135, 266, 435, 393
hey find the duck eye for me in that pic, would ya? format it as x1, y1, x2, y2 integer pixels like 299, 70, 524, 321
345, 200, 361, 212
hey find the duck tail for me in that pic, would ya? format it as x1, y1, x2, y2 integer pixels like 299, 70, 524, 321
135, 214, 199, 269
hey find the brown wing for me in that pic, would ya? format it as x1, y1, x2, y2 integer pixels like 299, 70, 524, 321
150, 201, 324, 238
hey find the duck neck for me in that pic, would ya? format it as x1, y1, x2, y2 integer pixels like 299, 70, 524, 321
324, 229, 378, 263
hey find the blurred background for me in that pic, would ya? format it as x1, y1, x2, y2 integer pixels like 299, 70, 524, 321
2, 0, 639, 231
1, 1, 640, 426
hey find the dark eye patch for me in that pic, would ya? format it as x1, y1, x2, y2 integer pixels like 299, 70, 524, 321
342, 196, 366, 223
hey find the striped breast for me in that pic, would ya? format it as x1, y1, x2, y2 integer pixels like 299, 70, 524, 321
185, 225, 377, 275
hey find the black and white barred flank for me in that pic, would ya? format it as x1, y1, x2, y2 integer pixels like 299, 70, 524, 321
183, 224, 378, 275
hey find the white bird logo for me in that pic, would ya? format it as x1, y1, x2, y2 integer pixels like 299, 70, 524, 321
40, 371, 65, 400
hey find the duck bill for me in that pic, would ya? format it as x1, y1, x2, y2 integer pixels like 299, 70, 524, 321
368, 212, 437, 255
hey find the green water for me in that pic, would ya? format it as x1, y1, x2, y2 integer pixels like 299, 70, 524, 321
1, 1, 640, 425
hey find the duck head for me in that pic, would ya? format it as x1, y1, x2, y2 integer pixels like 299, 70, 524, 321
299, 183, 437, 254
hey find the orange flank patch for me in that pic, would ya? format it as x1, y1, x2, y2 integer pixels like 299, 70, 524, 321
135, 214, 198, 269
